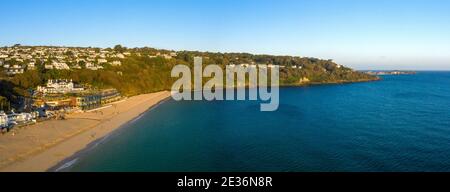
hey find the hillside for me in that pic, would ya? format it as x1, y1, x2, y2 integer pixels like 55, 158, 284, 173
0, 46, 379, 110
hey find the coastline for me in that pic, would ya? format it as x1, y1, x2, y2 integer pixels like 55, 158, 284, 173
0, 91, 171, 172
0, 78, 378, 172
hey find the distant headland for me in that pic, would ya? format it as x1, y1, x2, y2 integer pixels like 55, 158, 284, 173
365, 70, 417, 76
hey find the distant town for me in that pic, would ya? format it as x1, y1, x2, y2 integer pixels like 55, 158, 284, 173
0, 44, 318, 76
0, 45, 179, 74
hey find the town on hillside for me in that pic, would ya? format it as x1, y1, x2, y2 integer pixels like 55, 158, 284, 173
0, 45, 319, 76
0, 45, 179, 74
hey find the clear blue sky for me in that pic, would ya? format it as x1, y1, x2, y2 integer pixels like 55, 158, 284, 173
1, 0, 450, 70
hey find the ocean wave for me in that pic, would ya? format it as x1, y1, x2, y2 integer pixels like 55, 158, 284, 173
55, 158, 78, 172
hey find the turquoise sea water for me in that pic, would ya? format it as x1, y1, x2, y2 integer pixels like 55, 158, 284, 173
62, 72, 450, 172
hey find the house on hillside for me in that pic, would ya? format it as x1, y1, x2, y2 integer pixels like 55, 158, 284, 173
98, 59, 108, 64
37, 79, 85, 94
5, 64, 25, 75
111, 60, 121, 66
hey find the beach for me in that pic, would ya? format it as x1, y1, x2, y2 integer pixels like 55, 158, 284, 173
0, 91, 171, 172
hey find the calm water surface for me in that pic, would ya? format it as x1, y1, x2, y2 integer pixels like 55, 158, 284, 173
64, 72, 450, 172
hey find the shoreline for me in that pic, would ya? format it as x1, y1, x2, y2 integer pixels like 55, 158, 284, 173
48, 97, 170, 172
0, 91, 171, 172
0, 80, 376, 172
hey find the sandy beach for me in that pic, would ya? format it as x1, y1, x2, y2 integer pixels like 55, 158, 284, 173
0, 91, 171, 172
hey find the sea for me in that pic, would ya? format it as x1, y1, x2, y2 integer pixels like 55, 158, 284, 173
60, 72, 450, 172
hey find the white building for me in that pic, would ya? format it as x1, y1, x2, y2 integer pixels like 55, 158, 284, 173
257, 64, 267, 69
44, 64, 54, 69
15, 113, 33, 123
5, 65, 25, 75
98, 59, 108, 64
116, 53, 125, 59
37, 79, 85, 94
0, 112, 8, 128
162, 54, 172, 59
111, 60, 122, 66
52, 62, 70, 70
28, 62, 36, 70
85, 62, 98, 70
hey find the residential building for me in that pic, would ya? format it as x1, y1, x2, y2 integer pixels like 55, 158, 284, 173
98, 59, 108, 64
28, 62, 36, 70
85, 62, 97, 70
7, 113, 17, 126
43, 98, 74, 110
52, 61, 70, 70
0, 111, 8, 128
100, 89, 121, 105
37, 79, 85, 94
116, 53, 125, 59
15, 113, 34, 123
111, 60, 122, 66
75, 94, 102, 110
163, 54, 172, 59
5, 64, 25, 75
44, 64, 54, 69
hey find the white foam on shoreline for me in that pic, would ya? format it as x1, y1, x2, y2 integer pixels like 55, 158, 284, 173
55, 158, 78, 172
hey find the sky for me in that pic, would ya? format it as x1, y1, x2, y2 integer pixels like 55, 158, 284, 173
1, 0, 450, 70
